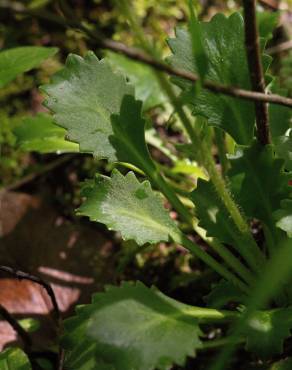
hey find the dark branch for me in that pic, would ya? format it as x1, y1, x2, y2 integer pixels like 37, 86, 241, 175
258, 0, 279, 10
58, 348, 65, 370
78, 24, 292, 109
243, 0, 270, 145
0, 266, 60, 323
0, 304, 32, 349
1, 1, 292, 108
2, 154, 74, 192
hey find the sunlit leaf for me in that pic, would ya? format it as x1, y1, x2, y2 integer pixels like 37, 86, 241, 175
42, 52, 134, 161
78, 170, 178, 245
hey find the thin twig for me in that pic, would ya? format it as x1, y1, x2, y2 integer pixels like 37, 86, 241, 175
0, 266, 60, 323
1, 1, 292, 108
58, 348, 65, 370
258, 0, 279, 10
79, 25, 292, 108
1, 154, 75, 193
0, 304, 32, 349
243, 0, 270, 145
267, 40, 292, 55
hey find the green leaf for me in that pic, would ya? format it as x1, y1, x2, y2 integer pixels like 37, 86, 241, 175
0, 347, 32, 370
14, 113, 79, 153
107, 52, 168, 110
42, 52, 134, 161
78, 170, 178, 245
0, 46, 57, 88
228, 142, 291, 235
168, 13, 271, 144
62, 282, 203, 370
244, 308, 292, 358
257, 11, 279, 40
110, 95, 156, 174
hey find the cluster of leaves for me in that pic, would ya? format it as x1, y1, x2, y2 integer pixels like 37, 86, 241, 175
1, 3, 292, 370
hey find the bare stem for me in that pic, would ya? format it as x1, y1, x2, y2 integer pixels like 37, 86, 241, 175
0, 304, 32, 350
243, 0, 270, 145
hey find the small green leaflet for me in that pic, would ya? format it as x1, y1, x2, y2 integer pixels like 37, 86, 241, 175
42, 52, 134, 161
107, 52, 168, 110
0, 347, 32, 370
78, 170, 179, 245
0, 46, 57, 88
244, 308, 292, 358
168, 13, 271, 145
14, 113, 79, 153
62, 282, 203, 370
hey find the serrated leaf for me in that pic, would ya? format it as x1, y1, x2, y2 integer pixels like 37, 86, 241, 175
14, 113, 79, 153
244, 308, 292, 358
42, 52, 134, 161
110, 95, 156, 174
0, 46, 57, 88
0, 347, 32, 369
62, 282, 203, 370
107, 52, 167, 110
78, 170, 178, 245
228, 142, 291, 237
168, 13, 271, 144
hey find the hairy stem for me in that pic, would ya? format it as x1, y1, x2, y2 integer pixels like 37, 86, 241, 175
214, 129, 229, 177
174, 233, 250, 294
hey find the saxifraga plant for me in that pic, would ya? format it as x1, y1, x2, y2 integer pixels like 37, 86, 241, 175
2, 0, 292, 369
